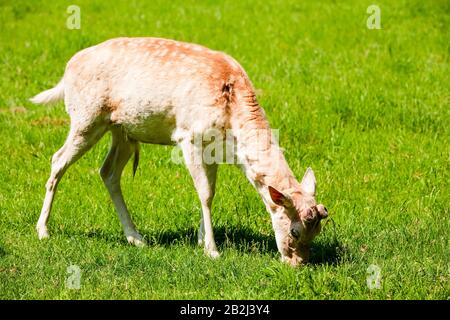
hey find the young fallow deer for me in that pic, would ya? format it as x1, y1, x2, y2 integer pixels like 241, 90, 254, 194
31, 37, 328, 266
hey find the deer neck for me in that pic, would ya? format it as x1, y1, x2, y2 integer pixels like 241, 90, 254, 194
230, 97, 301, 210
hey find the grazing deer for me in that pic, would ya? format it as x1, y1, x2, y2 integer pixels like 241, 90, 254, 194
31, 37, 328, 266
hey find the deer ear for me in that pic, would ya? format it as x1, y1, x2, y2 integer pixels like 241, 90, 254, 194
300, 167, 316, 196
268, 186, 292, 207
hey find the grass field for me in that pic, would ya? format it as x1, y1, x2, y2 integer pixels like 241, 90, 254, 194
0, 0, 448, 299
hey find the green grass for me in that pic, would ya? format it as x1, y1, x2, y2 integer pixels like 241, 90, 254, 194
0, 0, 449, 299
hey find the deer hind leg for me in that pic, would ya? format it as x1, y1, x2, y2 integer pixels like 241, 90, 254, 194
100, 128, 145, 247
179, 139, 219, 258
37, 122, 107, 239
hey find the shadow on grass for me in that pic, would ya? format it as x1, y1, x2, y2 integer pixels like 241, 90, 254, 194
143, 225, 344, 266
71, 224, 344, 266
0, 245, 6, 258
145, 225, 278, 253
309, 239, 344, 266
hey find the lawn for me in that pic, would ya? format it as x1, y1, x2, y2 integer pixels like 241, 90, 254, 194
0, 0, 448, 299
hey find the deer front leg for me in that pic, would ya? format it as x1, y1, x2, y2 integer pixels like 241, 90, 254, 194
179, 139, 219, 258
198, 217, 205, 246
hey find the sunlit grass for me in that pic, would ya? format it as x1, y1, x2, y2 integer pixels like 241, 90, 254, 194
0, 0, 448, 299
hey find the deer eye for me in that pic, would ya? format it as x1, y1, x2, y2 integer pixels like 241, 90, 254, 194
290, 228, 300, 239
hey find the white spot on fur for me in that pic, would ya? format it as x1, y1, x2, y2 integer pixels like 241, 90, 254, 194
158, 48, 168, 57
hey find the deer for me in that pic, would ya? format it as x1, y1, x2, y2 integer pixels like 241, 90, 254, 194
30, 37, 328, 266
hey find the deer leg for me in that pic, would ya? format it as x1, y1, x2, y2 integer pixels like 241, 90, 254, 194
37, 124, 106, 239
198, 217, 205, 246
179, 139, 219, 258
100, 128, 145, 247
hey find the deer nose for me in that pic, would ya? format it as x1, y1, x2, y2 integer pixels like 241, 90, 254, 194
316, 204, 328, 219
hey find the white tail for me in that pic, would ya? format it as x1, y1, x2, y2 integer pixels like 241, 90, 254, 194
30, 80, 64, 105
